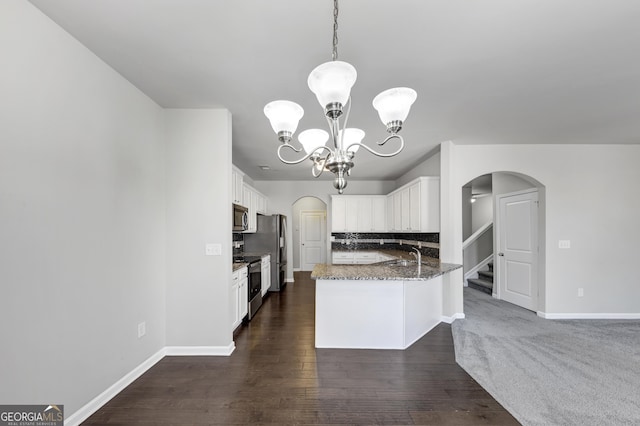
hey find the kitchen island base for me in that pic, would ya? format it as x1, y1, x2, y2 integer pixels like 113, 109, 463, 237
315, 276, 443, 350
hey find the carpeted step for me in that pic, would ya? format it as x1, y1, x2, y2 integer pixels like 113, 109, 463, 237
467, 278, 493, 295
478, 270, 494, 282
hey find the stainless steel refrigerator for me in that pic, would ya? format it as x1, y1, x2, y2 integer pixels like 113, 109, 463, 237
244, 214, 287, 291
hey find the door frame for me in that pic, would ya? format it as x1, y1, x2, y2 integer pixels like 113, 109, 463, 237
300, 209, 327, 271
494, 188, 539, 310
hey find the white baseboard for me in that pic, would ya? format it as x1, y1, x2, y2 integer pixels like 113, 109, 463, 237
538, 312, 640, 319
293, 267, 301, 272
441, 313, 465, 324
165, 343, 235, 356
64, 348, 166, 426
286, 277, 295, 283
65, 343, 234, 425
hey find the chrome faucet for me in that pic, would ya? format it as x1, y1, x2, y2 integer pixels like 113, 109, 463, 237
410, 247, 422, 264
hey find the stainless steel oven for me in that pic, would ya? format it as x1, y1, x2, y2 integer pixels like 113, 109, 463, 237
247, 259, 262, 320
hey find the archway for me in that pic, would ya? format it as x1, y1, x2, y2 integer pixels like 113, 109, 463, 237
292, 196, 327, 272
460, 171, 546, 312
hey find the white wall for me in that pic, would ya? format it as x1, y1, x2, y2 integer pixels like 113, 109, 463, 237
253, 180, 395, 280
395, 151, 441, 188
441, 142, 640, 316
292, 197, 327, 269
164, 109, 233, 347
0, 0, 165, 414
471, 195, 493, 232
461, 186, 473, 240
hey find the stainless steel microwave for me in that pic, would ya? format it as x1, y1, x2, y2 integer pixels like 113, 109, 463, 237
233, 203, 248, 232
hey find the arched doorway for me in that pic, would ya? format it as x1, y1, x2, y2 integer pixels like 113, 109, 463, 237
461, 171, 546, 312
292, 197, 327, 272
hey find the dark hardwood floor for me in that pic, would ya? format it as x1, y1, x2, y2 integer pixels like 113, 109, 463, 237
83, 272, 519, 425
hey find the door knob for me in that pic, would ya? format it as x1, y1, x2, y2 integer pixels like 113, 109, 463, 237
498, 252, 504, 256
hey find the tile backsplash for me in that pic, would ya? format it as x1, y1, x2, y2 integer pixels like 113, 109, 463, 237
332, 232, 439, 259
232, 233, 244, 256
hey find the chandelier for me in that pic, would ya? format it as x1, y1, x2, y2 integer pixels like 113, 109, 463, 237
263, 0, 417, 194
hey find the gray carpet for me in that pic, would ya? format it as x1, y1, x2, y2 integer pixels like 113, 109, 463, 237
451, 287, 640, 426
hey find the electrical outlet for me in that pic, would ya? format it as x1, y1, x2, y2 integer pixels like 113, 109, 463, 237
206, 243, 222, 256
559, 240, 571, 249
578, 288, 584, 297
137, 321, 146, 338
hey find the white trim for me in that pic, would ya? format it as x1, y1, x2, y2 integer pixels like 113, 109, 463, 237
441, 313, 465, 324
65, 343, 235, 425
64, 348, 166, 426
463, 254, 493, 283
286, 277, 295, 283
537, 312, 640, 320
165, 343, 235, 356
293, 267, 301, 272
462, 220, 493, 249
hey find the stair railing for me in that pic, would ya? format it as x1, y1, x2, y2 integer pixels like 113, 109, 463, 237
462, 221, 494, 284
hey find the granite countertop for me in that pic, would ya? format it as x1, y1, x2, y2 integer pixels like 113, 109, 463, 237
315, 248, 461, 281
232, 262, 248, 272
311, 262, 461, 281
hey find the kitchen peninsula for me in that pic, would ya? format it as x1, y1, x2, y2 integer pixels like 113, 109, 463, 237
311, 255, 461, 350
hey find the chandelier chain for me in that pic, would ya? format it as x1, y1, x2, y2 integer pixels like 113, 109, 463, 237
332, 0, 339, 61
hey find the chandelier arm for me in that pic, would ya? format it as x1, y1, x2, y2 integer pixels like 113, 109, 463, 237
312, 157, 328, 178
277, 143, 334, 165
345, 134, 405, 158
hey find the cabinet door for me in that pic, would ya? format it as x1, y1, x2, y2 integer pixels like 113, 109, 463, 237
357, 198, 372, 232
331, 197, 347, 232
345, 197, 358, 231
372, 197, 386, 231
332, 252, 354, 264
242, 185, 257, 233
231, 271, 240, 329
232, 170, 244, 205
393, 192, 402, 231
401, 189, 411, 231
421, 177, 440, 232
387, 195, 395, 231
261, 256, 271, 296
408, 182, 421, 231
353, 251, 378, 264
239, 270, 248, 319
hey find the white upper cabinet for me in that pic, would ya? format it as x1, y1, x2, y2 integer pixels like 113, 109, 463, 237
331, 195, 387, 232
232, 165, 244, 206
242, 183, 267, 233
386, 177, 440, 232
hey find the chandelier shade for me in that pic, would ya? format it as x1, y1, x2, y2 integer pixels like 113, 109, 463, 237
307, 61, 357, 110
263, 100, 304, 134
340, 128, 365, 153
372, 87, 417, 126
299, 129, 329, 155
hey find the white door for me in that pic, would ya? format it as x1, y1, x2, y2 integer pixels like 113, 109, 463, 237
497, 190, 538, 311
301, 210, 326, 271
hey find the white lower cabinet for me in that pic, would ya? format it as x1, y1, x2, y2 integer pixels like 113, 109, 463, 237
261, 255, 271, 296
353, 252, 378, 264
231, 267, 249, 331
332, 251, 354, 264
333, 251, 385, 265
239, 268, 248, 320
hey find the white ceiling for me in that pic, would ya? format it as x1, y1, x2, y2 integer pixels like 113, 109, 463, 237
29, 0, 640, 182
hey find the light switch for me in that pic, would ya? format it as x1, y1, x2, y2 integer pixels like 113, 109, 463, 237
558, 240, 571, 249
206, 243, 222, 256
